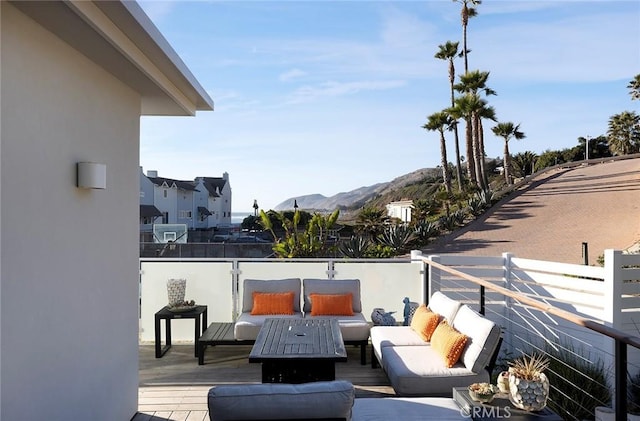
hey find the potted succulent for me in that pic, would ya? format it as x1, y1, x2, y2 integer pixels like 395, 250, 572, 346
508, 353, 550, 411
469, 382, 498, 403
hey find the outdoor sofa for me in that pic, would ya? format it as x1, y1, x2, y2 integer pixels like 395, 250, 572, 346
370, 291, 503, 396
207, 380, 465, 421
233, 278, 371, 364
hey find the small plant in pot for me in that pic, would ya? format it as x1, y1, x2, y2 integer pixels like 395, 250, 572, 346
508, 353, 550, 411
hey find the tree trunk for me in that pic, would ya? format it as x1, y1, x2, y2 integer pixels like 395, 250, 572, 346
478, 119, 488, 189
449, 61, 463, 192
439, 131, 452, 193
503, 140, 511, 185
465, 117, 476, 184
472, 113, 485, 190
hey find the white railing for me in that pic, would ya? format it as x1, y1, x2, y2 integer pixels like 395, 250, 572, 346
139, 250, 640, 418
139, 257, 425, 343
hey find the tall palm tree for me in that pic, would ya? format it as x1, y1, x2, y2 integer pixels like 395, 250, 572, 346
492, 122, 526, 185
453, 0, 481, 73
476, 103, 497, 189
448, 98, 476, 186
423, 111, 455, 194
435, 41, 463, 191
455, 70, 496, 189
628, 74, 640, 101
607, 111, 640, 155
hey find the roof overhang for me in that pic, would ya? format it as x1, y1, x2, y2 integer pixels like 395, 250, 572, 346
11, 0, 213, 116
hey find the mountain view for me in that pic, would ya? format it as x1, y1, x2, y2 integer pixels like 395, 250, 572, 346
273, 167, 441, 212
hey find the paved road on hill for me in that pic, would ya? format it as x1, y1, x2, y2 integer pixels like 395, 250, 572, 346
421, 158, 640, 265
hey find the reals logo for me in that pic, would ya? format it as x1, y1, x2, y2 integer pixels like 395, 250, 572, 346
461, 405, 513, 419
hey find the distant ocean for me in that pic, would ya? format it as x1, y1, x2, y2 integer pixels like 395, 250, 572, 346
231, 212, 253, 225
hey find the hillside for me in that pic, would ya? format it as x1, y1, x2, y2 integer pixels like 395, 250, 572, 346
274, 167, 442, 212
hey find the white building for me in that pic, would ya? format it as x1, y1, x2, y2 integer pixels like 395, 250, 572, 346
0, 2, 213, 420
139, 170, 232, 233
387, 200, 414, 223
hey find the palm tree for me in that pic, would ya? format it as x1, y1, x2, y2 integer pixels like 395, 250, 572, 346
423, 111, 455, 194
492, 122, 526, 185
628, 74, 640, 101
455, 70, 496, 190
435, 41, 464, 191
448, 97, 476, 185
512, 151, 537, 178
453, 0, 481, 73
607, 111, 640, 155
356, 207, 387, 241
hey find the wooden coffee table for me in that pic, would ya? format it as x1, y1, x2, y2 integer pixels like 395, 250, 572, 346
249, 318, 347, 383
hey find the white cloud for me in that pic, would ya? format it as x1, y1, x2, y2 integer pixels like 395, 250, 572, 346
279, 68, 307, 82
285, 80, 407, 104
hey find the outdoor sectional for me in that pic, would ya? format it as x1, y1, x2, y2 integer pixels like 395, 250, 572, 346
233, 278, 371, 364
370, 291, 503, 396
207, 380, 466, 421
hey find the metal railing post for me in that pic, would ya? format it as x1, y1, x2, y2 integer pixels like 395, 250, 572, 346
615, 339, 627, 421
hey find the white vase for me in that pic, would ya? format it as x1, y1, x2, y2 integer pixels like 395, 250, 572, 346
167, 278, 186, 307
508, 372, 549, 411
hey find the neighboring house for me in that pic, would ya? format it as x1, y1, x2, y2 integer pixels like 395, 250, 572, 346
140, 170, 232, 233
0, 2, 213, 420
387, 200, 414, 223
194, 173, 232, 228
140, 167, 163, 232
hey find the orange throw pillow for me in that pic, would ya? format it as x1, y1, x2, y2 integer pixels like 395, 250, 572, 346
309, 293, 354, 316
250, 291, 295, 315
430, 320, 468, 367
410, 305, 441, 341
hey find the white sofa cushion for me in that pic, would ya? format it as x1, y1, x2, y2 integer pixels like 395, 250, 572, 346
241, 278, 302, 313
451, 304, 502, 374
208, 380, 355, 421
303, 279, 362, 313
381, 345, 489, 397
370, 326, 428, 350
428, 291, 462, 323
233, 312, 303, 341
352, 397, 464, 421
305, 313, 370, 341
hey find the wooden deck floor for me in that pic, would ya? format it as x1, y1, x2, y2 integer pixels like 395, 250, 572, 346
134, 343, 394, 421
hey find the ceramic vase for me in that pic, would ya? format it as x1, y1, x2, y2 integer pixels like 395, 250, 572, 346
508, 372, 549, 411
497, 371, 510, 394
167, 278, 186, 307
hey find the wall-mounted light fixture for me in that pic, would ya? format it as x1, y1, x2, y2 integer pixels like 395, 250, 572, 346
77, 162, 106, 189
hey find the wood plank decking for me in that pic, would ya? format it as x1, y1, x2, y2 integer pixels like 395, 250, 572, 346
135, 342, 393, 420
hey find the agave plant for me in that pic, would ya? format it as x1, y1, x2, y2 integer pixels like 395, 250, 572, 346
379, 224, 415, 254
413, 221, 440, 245
509, 353, 549, 381
339, 236, 370, 258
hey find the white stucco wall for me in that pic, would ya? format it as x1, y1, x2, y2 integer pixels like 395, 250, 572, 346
1, 4, 139, 420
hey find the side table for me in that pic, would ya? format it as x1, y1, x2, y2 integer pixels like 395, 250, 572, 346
453, 387, 562, 421
155, 305, 208, 358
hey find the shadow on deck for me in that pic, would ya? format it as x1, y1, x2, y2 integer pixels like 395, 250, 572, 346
135, 343, 394, 420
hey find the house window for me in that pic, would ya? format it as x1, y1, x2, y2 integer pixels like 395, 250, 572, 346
179, 210, 192, 219
163, 189, 167, 198
162, 212, 169, 224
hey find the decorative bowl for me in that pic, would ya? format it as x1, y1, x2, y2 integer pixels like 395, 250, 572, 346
468, 383, 497, 403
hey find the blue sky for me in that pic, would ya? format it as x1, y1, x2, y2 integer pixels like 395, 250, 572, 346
138, 1, 639, 213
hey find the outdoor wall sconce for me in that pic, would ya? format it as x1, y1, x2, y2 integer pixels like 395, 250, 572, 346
77, 162, 106, 189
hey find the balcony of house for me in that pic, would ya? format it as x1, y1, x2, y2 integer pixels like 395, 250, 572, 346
135, 251, 640, 421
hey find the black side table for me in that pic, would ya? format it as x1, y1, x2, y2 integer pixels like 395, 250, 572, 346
155, 305, 208, 358
453, 387, 562, 421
